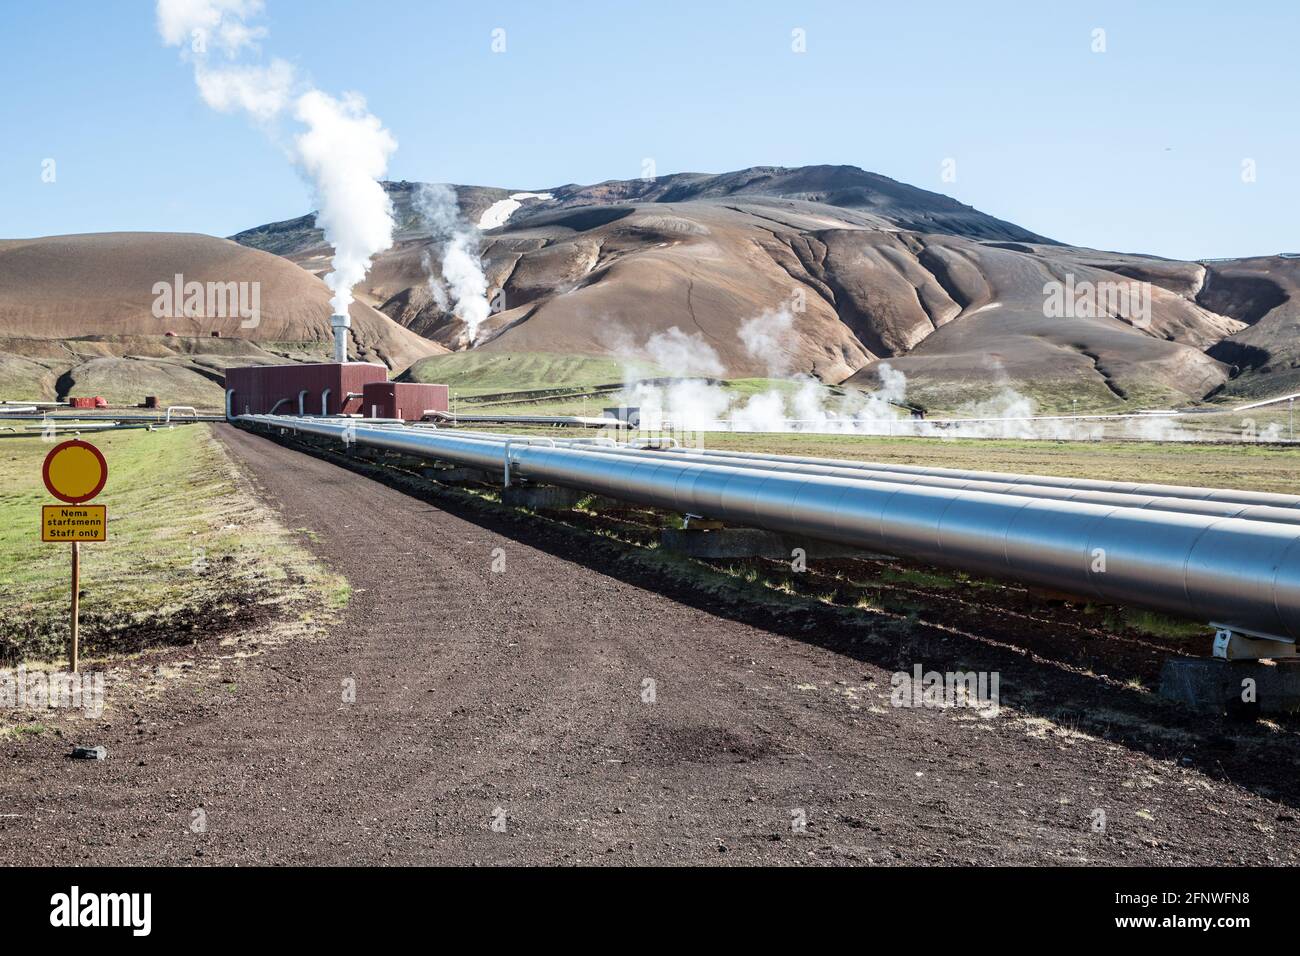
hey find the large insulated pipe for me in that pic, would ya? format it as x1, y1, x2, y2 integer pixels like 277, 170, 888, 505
330, 313, 350, 364
652, 447, 1300, 512
244, 415, 1300, 642
433, 413, 623, 427
461, 438, 1300, 528
514, 439, 1300, 528
297, 423, 1295, 526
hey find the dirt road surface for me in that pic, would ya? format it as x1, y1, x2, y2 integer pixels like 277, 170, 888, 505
1, 424, 1295, 865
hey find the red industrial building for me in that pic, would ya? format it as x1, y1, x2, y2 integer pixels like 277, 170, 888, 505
225, 363, 449, 421
359, 380, 450, 420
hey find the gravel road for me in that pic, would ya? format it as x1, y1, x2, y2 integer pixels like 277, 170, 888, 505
0, 424, 1295, 865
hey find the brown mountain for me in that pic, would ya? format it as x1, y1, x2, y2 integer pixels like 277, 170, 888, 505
1201, 255, 1300, 399
233, 165, 1296, 411
4, 167, 1289, 413
0, 232, 445, 406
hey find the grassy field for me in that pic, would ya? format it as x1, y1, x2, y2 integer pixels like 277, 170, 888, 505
403, 351, 652, 396
418, 353, 1297, 492
466, 423, 1300, 494
412, 352, 1296, 446
401, 348, 1219, 418
901, 377, 1188, 417
444, 375, 864, 418
698, 432, 1300, 492
0, 425, 341, 665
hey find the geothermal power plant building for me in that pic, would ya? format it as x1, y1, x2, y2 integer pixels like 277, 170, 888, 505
226, 363, 449, 420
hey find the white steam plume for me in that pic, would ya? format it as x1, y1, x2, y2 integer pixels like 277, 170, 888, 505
157, 0, 266, 54
731, 306, 904, 431
294, 91, 397, 315
611, 306, 1203, 440
642, 327, 726, 378
631, 329, 728, 430
157, 0, 398, 320
607, 306, 1209, 440
737, 307, 796, 377
194, 59, 296, 123
414, 184, 491, 345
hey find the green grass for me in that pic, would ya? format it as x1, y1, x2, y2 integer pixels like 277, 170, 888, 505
697, 433, 1300, 493
1102, 608, 1206, 641
0, 353, 60, 402
458, 422, 1300, 494
898, 373, 1192, 417
403, 351, 651, 395
0, 425, 341, 664
328, 581, 353, 609
720, 377, 809, 400
876, 567, 959, 590
429, 374, 855, 419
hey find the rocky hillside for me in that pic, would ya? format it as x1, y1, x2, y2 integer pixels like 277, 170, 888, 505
4, 166, 1290, 413
1202, 255, 1300, 399
233, 165, 1297, 412
0, 233, 445, 406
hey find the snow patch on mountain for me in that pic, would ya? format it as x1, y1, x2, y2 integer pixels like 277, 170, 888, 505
477, 192, 553, 229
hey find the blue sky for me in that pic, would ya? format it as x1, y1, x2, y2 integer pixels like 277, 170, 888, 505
1, 0, 1296, 260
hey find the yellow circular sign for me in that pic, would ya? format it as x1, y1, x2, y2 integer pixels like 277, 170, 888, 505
42, 440, 109, 504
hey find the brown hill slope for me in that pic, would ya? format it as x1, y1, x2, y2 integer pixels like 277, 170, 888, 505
232, 165, 1050, 264
1202, 255, 1300, 398
0, 233, 445, 405
230, 166, 1297, 412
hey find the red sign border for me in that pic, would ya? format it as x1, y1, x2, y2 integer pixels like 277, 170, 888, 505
42, 439, 109, 504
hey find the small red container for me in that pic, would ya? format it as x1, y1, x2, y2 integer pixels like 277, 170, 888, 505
360, 381, 450, 420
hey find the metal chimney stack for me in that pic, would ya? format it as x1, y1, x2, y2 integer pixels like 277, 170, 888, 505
330, 313, 350, 364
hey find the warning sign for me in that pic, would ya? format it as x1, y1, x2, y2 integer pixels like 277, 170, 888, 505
42, 440, 108, 504
42, 505, 107, 542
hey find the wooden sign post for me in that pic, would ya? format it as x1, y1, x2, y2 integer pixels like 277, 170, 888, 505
71, 541, 80, 673
41, 440, 109, 673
